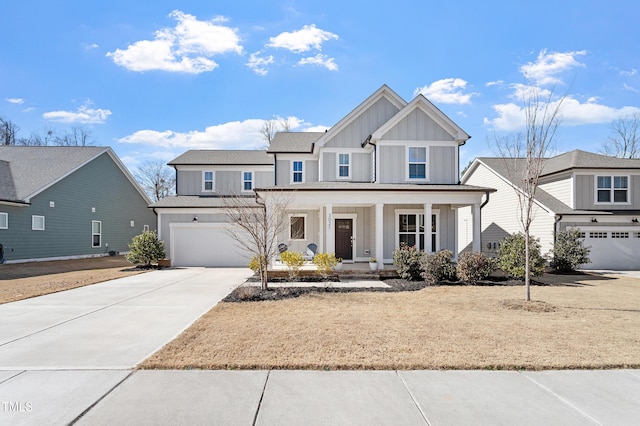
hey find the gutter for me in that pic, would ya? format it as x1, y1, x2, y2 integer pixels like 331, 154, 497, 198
553, 214, 563, 244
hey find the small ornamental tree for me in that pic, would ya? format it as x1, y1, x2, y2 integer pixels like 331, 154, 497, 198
313, 252, 339, 278
392, 243, 424, 280
126, 230, 166, 267
280, 250, 305, 279
550, 228, 591, 272
420, 249, 457, 285
457, 252, 496, 285
497, 232, 545, 280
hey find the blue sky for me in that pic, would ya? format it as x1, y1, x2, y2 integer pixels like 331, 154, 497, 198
2, 0, 639, 171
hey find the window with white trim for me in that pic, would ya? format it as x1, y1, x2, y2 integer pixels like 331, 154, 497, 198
243, 171, 253, 191
596, 175, 628, 203
92, 221, 102, 247
396, 211, 438, 252
292, 161, 304, 183
407, 147, 427, 180
32, 215, 45, 231
337, 153, 350, 178
0, 212, 7, 229
289, 215, 306, 241
203, 171, 214, 192
143, 224, 150, 232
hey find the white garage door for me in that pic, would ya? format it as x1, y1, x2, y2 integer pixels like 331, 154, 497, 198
171, 223, 250, 267
580, 228, 640, 270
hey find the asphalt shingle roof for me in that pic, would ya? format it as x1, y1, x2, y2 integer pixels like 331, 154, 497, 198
267, 132, 324, 153
0, 146, 108, 201
168, 150, 273, 166
150, 195, 256, 208
257, 181, 494, 192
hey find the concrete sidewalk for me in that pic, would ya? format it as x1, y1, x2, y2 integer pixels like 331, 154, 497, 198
0, 267, 251, 369
1, 369, 638, 425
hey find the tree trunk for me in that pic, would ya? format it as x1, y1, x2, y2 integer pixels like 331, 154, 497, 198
525, 231, 531, 302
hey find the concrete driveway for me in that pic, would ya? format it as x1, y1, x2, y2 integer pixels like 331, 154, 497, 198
0, 267, 251, 369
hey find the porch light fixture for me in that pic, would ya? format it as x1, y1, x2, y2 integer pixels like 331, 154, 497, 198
193, 216, 198, 222
591, 218, 598, 223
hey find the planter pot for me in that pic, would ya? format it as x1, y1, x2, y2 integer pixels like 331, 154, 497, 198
369, 262, 378, 271
158, 259, 171, 268
334, 262, 343, 271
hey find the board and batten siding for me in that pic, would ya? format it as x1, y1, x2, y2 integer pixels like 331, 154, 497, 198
539, 172, 573, 208
332, 206, 372, 258
574, 174, 640, 210
158, 212, 228, 259
321, 152, 372, 182
0, 152, 156, 262
323, 97, 400, 149
378, 145, 456, 184
177, 169, 274, 195
380, 108, 455, 142
277, 209, 320, 254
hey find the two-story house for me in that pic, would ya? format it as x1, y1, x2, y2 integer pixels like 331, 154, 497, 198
152, 85, 494, 268
459, 150, 640, 270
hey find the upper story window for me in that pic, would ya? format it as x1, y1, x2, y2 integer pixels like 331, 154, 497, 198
292, 161, 304, 183
32, 215, 45, 231
337, 153, 351, 179
596, 175, 628, 203
203, 171, 214, 192
243, 171, 253, 192
407, 147, 427, 180
0, 212, 7, 229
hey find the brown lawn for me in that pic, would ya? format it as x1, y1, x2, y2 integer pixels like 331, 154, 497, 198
0, 256, 146, 304
142, 273, 640, 370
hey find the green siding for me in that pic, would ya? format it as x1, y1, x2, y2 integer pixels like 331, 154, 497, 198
0, 152, 156, 262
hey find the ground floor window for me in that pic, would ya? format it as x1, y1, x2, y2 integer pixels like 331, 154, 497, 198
289, 215, 306, 241
92, 220, 102, 247
397, 210, 438, 252
32, 215, 45, 231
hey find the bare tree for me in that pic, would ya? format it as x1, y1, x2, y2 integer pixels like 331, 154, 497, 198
0, 117, 19, 145
223, 193, 291, 290
494, 87, 565, 302
601, 112, 640, 158
57, 126, 93, 146
134, 160, 176, 201
259, 117, 293, 147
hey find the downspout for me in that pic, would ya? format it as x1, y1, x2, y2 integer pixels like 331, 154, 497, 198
361, 135, 376, 183
553, 214, 563, 244
273, 154, 277, 186
478, 190, 491, 253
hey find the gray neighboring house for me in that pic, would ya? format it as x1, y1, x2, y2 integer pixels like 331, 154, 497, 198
153, 85, 494, 268
459, 150, 640, 270
0, 146, 156, 263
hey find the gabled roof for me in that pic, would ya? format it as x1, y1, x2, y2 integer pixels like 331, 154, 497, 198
0, 146, 122, 202
542, 149, 640, 175
169, 150, 273, 166
267, 132, 324, 153
371, 94, 470, 143
312, 85, 407, 152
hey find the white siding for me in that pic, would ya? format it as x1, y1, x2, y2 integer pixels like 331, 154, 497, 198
540, 172, 573, 208
380, 108, 454, 141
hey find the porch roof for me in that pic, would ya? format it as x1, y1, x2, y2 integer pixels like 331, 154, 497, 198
256, 182, 495, 193
149, 195, 256, 208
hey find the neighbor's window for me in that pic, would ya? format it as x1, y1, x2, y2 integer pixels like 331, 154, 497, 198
596, 175, 628, 203
32, 215, 45, 231
289, 215, 306, 240
292, 161, 303, 183
203, 171, 214, 191
92, 221, 102, 247
408, 147, 427, 179
338, 153, 350, 178
243, 171, 253, 191
143, 224, 150, 232
0, 212, 7, 229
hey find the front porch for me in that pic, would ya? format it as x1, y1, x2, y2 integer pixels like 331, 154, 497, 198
270, 260, 399, 279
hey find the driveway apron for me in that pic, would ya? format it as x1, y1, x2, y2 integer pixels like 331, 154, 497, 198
0, 267, 251, 369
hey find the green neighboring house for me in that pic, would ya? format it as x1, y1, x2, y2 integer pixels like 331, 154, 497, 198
0, 146, 156, 263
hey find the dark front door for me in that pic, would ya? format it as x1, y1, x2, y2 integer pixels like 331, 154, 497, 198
335, 219, 353, 261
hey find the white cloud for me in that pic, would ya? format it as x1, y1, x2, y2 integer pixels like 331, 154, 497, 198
297, 53, 338, 71
247, 51, 274, 75
413, 78, 477, 104
520, 49, 587, 85
485, 80, 503, 87
5, 98, 24, 104
106, 10, 242, 73
82, 42, 99, 51
304, 125, 330, 132
484, 96, 640, 131
624, 83, 639, 93
508, 83, 553, 102
267, 24, 338, 53
620, 68, 637, 77
43, 101, 112, 124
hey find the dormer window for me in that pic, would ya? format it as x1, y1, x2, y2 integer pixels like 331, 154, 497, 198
596, 175, 628, 203
203, 171, 214, 192
292, 161, 304, 183
407, 147, 427, 180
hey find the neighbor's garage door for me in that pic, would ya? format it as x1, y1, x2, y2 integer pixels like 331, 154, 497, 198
171, 223, 250, 267
580, 228, 640, 270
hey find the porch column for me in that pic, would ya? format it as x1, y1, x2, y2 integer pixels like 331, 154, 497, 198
424, 203, 432, 253
326, 204, 334, 254
472, 203, 481, 252
375, 203, 384, 269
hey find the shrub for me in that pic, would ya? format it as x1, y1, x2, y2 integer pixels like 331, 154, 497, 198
420, 249, 457, 285
392, 243, 424, 280
248, 255, 265, 275
550, 228, 591, 272
313, 252, 339, 278
497, 232, 546, 279
280, 250, 305, 279
456, 252, 496, 285
126, 230, 166, 267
